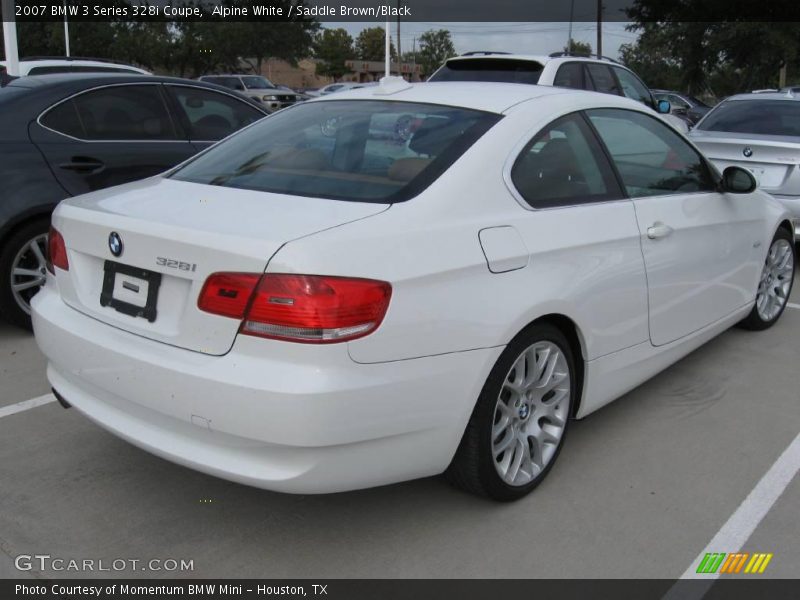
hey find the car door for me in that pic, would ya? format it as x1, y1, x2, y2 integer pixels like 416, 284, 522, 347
586, 108, 764, 346
164, 84, 266, 152
31, 83, 197, 196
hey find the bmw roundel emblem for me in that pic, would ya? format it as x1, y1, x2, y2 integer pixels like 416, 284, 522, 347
108, 232, 123, 257
743, 147, 753, 158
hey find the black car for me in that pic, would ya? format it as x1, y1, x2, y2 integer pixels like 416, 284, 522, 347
0, 73, 268, 328
652, 90, 712, 126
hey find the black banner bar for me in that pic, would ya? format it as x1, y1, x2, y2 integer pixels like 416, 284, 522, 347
7, 0, 800, 23
3, 579, 800, 600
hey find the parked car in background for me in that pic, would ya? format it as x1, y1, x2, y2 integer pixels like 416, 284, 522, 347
197, 74, 301, 112
0, 56, 150, 76
652, 89, 712, 126
33, 81, 794, 500
689, 91, 800, 239
428, 51, 688, 132
0, 73, 268, 328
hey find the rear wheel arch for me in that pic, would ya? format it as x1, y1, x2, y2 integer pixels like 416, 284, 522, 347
778, 219, 794, 241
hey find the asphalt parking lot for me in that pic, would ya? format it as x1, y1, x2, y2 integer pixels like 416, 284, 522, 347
0, 274, 798, 581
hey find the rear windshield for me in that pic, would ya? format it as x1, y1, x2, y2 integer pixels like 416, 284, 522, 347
429, 59, 543, 85
698, 99, 800, 137
171, 100, 501, 203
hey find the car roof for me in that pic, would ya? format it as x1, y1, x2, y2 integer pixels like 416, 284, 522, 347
1, 58, 149, 75
314, 81, 607, 114
724, 91, 800, 102
444, 53, 618, 66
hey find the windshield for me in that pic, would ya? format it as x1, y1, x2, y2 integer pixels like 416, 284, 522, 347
242, 76, 275, 89
698, 99, 800, 137
429, 58, 544, 85
171, 100, 501, 203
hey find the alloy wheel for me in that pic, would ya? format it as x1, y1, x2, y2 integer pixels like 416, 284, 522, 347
756, 238, 794, 322
10, 233, 48, 316
492, 341, 571, 487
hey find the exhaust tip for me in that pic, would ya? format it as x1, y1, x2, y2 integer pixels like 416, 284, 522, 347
51, 388, 71, 410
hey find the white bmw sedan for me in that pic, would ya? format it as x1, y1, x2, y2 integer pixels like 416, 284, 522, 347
33, 81, 795, 500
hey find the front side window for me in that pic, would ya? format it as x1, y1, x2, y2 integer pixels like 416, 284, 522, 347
587, 108, 715, 197
510, 113, 621, 208
168, 86, 264, 141
41, 85, 178, 141
613, 67, 652, 106
697, 99, 800, 137
429, 59, 544, 85
172, 100, 501, 203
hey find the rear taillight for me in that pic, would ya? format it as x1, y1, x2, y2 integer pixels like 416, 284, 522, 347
46, 226, 69, 274
198, 273, 392, 344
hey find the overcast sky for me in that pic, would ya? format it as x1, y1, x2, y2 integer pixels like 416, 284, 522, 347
325, 21, 638, 59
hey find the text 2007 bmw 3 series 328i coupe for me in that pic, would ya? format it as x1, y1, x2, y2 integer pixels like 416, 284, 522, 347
33, 79, 795, 500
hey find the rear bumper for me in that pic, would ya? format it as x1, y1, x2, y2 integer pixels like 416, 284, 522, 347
31, 284, 499, 493
771, 195, 800, 238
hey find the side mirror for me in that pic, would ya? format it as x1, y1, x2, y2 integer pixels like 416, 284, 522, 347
657, 99, 671, 114
722, 166, 757, 194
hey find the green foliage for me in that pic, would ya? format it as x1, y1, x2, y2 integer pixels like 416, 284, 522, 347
564, 39, 592, 57
624, 1, 800, 97
314, 28, 354, 80
418, 29, 456, 77
355, 27, 395, 61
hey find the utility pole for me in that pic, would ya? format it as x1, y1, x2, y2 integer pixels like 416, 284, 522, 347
396, 0, 401, 77
596, 0, 603, 57
779, 62, 787, 88
1, 0, 20, 76
566, 0, 575, 52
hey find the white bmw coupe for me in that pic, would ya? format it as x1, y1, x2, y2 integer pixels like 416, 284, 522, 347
33, 80, 795, 500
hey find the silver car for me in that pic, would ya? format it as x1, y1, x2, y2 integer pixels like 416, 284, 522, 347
689, 91, 800, 238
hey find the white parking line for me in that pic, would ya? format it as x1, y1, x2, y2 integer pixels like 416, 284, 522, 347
788, 302, 800, 310
663, 432, 800, 599
0, 394, 56, 419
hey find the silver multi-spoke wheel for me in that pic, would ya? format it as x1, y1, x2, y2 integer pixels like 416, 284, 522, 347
492, 341, 570, 487
10, 233, 48, 316
756, 237, 794, 323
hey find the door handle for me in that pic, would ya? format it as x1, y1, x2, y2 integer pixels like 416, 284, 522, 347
58, 158, 105, 173
647, 222, 674, 240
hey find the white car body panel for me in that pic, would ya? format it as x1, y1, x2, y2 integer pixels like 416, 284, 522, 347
32, 83, 792, 493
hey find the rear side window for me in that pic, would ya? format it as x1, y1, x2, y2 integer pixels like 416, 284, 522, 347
585, 64, 620, 95
510, 113, 621, 208
42, 85, 178, 141
697, 99, 800, 137
167, 86, 263, 140
553, 63, 584, 90
172, 100, 501, 203
587, 108, 715, 197
612, 67, 652, 106
204, 77, 244, 91
429, 59, 543, 85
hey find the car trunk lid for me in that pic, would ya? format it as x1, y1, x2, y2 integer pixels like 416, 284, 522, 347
52, 177, 389, 355
691, 131, 800, 193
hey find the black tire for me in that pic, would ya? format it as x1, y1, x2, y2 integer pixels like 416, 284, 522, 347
446, 323, 576, 501
738, 227, 796, 331
0, 218, 50, 331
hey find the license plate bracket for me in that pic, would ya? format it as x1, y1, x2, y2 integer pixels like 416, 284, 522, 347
100, 260, 162, 323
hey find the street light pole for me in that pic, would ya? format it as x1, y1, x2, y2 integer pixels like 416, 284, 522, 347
384, 17, 390, 78
1, 0, 20, 76
63, 1, 71, 57
596, 0, 603, 57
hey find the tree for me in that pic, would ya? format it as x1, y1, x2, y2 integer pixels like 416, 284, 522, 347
564, 39, 592, 57
417, 29, 455, 77
355, 27, 395, 62
624, 1, 800, 97
314, 28, 353, 80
